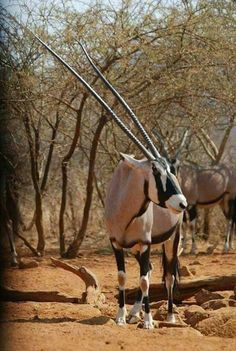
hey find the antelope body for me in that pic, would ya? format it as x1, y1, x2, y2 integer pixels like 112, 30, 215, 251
178, 164, 236, 253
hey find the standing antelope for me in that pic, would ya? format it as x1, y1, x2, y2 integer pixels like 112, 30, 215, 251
178, 164, 236, 253
30, 33, 187, 329
153, 131, 236, 253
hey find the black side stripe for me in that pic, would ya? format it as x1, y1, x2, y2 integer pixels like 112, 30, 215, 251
125, 180, 150, 230
197, 192, 227, 206
151, 222, 178, 244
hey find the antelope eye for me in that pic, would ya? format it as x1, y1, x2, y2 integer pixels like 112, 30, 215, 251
152, 165, 158, 175
170, 165, 176, 174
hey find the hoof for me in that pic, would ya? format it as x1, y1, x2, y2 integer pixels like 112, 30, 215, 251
143, 313, 154, 329
11, 259, 18, 267
223, 245, 230, 253
167, 313, 176, 323
128, 314, 141, 324
116, 317, 126, 326
143, 320, 154, 329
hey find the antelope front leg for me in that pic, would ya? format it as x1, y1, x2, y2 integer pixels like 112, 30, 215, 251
224, 218, 233, 253
128, 253, 153, 324
112, 243, 127, 326
139, 244, 153, 329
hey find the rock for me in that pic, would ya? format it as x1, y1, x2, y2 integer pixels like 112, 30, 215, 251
189, 268, 196, 275
201, 299, 236, 310
195, 289, 224, 305
157, 326, 203, 337
189, 260, 202, 266
184, 305, 209, 327
158, 316, 187, 328
179, 265, 193, 277
18, 259, 39, 269
195, 307, 236, 337
219, 319, 236, 338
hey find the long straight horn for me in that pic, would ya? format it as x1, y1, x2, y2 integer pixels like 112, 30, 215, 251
28, 32, 155, 161
175, 130, 189, 158
152, 128, 169, 160
78, 42, 161, 159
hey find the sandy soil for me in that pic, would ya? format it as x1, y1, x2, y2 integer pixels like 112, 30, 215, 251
1, 249, 236, 351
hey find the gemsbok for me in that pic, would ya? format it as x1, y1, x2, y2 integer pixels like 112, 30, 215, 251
30, 33, 187, 329
178, 164, 236, 253
153, 131, 236, 253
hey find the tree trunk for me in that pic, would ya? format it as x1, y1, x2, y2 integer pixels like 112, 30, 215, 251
64, 115, 107, 258
23, 113, 45, 255
59, 94, 88, 256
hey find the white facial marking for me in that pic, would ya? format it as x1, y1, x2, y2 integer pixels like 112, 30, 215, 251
165, 194, 187, 212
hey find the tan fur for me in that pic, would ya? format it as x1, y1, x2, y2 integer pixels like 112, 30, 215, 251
105, 156, 183, 248
140, 277, 148, 291
178, 164, 236, 206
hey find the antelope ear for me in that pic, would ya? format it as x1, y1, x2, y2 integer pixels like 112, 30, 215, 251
120, 153, 149, 169
120, 152, 136, 165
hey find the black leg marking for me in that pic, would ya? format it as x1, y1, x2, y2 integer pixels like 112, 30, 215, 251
140, 245, 150, 277
143, 296, 150, 314
139, 245, 151, 315
162, 228, 181, 318
111, 242, 125, 308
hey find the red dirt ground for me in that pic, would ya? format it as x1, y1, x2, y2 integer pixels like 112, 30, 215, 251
1, 249, 236, 351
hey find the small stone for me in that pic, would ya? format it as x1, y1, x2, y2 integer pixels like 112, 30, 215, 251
179, 265, 193, 277
184, 305, 209, 327
189, 268, 196, 275
157, 326, 202, 337
158, 318, 188, 328
18, 259, 39, 269
195, 289, 224, 305
189, 260, 202, 266
201, 299, 236, 310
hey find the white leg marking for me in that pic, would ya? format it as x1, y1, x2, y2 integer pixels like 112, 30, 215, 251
223, 219, 233, 253
116, 306, 127, 326
143, 312, 154, 329
116, 270, 127, 325
140, 273, 154, 329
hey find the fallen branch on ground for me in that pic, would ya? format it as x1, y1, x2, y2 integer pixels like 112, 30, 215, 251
0, 286, 81, 303
15, 231, 40, 257
50, 257, 105, 305
125, 274, 236, 304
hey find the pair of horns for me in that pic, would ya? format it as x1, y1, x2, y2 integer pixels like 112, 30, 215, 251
28, 30, 162, 161
153, 129, 188, 160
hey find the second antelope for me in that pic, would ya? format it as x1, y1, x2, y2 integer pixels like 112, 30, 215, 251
154, 131, 236, 253
31, 33, 187, 329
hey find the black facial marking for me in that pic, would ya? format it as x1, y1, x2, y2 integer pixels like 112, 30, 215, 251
183, 205, 197, 223
152, 169, 179, 208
